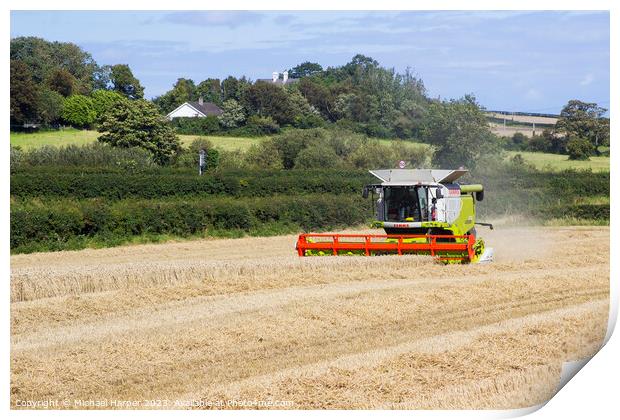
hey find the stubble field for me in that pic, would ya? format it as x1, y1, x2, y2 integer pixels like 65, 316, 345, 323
10, 226, 609, 409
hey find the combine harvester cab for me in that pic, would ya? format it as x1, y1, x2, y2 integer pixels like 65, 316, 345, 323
296, 168, 494, 264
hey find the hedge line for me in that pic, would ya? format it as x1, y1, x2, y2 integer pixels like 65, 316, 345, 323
475, 168, 609, 217
11, 167, 608, 203
11, 169, 374, 199
544, 203, 610, 220
9, 164, 610, 254
11, 194, 372, 253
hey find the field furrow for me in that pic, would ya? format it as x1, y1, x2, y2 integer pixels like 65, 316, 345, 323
10, 226, 609, 409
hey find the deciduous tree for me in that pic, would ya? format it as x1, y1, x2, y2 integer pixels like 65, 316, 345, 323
61, 95, 97, 128
98, 100, 181, 165
46, 68, 77, 97
91, 90, 126, 120
421, 95, 501, 169
288, 62, 323, 79
244, 81, 296, 125
10, 60, 39, 126
218, 99, 246, 128
38, 89, 65, 125
556, 100, 609, 153
110, 64, 144, 99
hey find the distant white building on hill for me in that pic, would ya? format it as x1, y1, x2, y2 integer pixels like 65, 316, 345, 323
256, 71, 299, 86
166, 97, 223, 120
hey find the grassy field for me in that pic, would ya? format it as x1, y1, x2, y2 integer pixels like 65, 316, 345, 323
11, 129, 609, 172
10, 129, 418, 152
178, 134, 266, 150
10, 129, 101, 149
506, 151, 610, 172
10, 129, 266, 152
10, 226, 609, 409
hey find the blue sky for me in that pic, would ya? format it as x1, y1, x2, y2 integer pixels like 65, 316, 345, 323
10, 10, 610, 114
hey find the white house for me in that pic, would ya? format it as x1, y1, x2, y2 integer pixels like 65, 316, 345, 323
166, 97, 224, 120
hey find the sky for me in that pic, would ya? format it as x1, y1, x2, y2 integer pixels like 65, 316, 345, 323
10, 10, 610, 114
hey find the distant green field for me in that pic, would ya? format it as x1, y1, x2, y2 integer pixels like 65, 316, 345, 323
11, 130, 609, 173
10, 129, 100, 150
10, 129, 420, 153
177, 135, 266, 151
506, 151, 610, 172
10, 129, 267, 152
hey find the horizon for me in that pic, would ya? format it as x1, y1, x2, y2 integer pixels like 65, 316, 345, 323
10, 10, 610, 115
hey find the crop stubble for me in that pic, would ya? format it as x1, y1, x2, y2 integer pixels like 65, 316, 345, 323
10, 226, 609, 409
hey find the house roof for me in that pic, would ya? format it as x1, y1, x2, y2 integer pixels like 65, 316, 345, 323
166, 101, 223, 118
188, 101, 223, 116
255, 78, 299, 85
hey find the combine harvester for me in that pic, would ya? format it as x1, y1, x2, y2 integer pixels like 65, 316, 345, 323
296, 168, 494, 264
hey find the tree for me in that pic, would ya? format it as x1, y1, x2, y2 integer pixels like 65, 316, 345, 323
594, 118, 610, 149
270, 128, 329, 169
297, 78, 340, 121
110, 64, 144, 99
244, 142, 283, 169
245, 115, 280, 135
287, 89, 321, 126
344, 54, 379, 75
511, 132, 528, 150
421, 95, 501, 169
218, 99, 246, 128
61, 95, 97, 128
221, 76, 240, 101
91, 90, 126, 120
37, 89, 65, 125
221, 76, 251, 102
288, 62, 323, 79
527, 133, 552, 153
244, 81, 296, 124
10, 37, 98, 93
393, 100, 426, 139
152, 78, 197, 114
92, 65, 112, 90
98, 100, 181, 165
297, 55, 427, 136
46, 68, 77, 97
10, 60, 39, 126
566, 136, 594, 161
294, 144, 342, 169
196, 78, 222, 104
555, 100, 609, 153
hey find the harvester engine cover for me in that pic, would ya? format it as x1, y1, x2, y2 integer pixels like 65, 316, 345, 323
296, 168, 494, 264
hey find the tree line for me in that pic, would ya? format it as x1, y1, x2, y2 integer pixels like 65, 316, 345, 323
10, 36, 609, 168
10, 37, 144, 128
152, 55, 428, 139
503, 100, 609, 160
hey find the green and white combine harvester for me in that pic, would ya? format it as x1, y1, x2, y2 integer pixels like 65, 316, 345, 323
296, 168, 494, 263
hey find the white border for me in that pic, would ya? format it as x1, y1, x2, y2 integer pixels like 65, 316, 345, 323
3, 1, 616, 419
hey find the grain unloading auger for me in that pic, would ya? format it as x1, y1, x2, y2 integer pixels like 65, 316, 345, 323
296, 168, 494, 264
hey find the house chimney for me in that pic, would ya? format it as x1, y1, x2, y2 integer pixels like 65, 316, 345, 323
198, 96, 204, 105
283, 71, 289, 83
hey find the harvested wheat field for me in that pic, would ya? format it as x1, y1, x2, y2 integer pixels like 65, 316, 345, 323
10, 226, 609, 409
